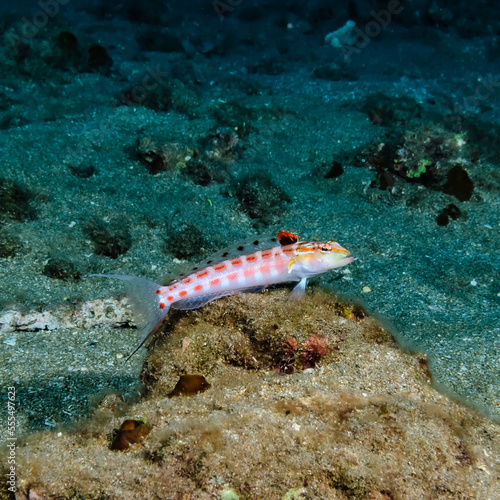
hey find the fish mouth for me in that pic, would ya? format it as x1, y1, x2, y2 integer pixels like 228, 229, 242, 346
333, 254, 353, 268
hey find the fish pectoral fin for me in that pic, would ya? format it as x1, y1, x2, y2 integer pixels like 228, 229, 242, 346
172, 291, 234, 310
288, 257, 297, 274
289, 278, 308, 301
172, 286, 267, 310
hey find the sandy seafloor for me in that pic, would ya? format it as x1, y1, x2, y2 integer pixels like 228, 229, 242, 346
0, 0, 499, 496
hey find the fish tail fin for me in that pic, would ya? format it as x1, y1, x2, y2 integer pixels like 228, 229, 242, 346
90, 274, 170, 360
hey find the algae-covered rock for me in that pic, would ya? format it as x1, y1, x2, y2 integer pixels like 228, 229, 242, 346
10, 290, 500, 499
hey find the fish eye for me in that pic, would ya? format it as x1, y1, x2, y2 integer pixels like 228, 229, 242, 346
320, 246, 330, 252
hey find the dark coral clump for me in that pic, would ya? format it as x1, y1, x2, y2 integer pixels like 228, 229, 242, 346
43, 257, 80, 281
87, 44, 113, 73
164, 223, 213, 260
0, 229, 21, 258
324, 161, 344, 179
301, 335, 331, 368
364, 127, 476, 204
436, 203, 461, 226
136, 30, 184, 53
229, 173, 290, 226
2, 21, 114, 79
275, 337, 300, 374
0, 178, 37, 221
58, 31, 78, 54
134, 135, 194, 175
120, 79, 200, 117
84, 220, 132, 259
275, 335, 331, 374
440, 165, 474, 201
183, 161, 228, 186
67, 164, 97, 179
363, 93, 423, 127
199, 130, 241, 161
212, 101, 258, 137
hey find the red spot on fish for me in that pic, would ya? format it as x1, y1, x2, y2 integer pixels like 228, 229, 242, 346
262, 252, 271, 258
283, 248, 294, 253
167, 296, 174, 301
246, 255, 257, 262
184, 278, 191, 284
194, 284, 203, 291
210, 278, 220, 286
231, 260, 242, 266
259, 263, 270, 275
299, 245, 315, 253
198, 271, 209, 278
227, 272, 238, 280
214, 265, 225, 271
156, 289, 161, 294
159, 302, 165, 309
179, 290, 188, 297
244, 267, 254, 277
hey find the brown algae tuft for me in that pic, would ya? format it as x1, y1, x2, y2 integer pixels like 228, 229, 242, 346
110, 419, 151, 451
168, 375, 211, 398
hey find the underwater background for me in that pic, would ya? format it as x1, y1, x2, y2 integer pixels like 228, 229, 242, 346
0, 0, 499, 498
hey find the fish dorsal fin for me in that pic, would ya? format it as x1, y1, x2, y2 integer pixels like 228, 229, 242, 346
167, 232, 298, 285
277, 231, 298, 246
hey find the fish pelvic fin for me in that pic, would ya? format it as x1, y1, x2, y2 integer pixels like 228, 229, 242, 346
90, 274, 170, 360
289, 278, 308, 301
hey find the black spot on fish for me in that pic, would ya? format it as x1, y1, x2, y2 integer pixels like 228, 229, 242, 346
271, 238, 277, 242
253, 240, 259, 245
222, 252, 229, 257
206, 260, 212, 264
237, 245, 244, 251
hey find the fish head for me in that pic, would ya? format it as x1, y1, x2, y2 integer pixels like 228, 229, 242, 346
290, 241, 353, 277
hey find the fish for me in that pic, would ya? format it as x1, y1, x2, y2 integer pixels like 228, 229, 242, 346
90, 231, 353, 359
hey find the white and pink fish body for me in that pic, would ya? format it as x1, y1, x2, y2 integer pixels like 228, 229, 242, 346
91, 232, 353, 358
